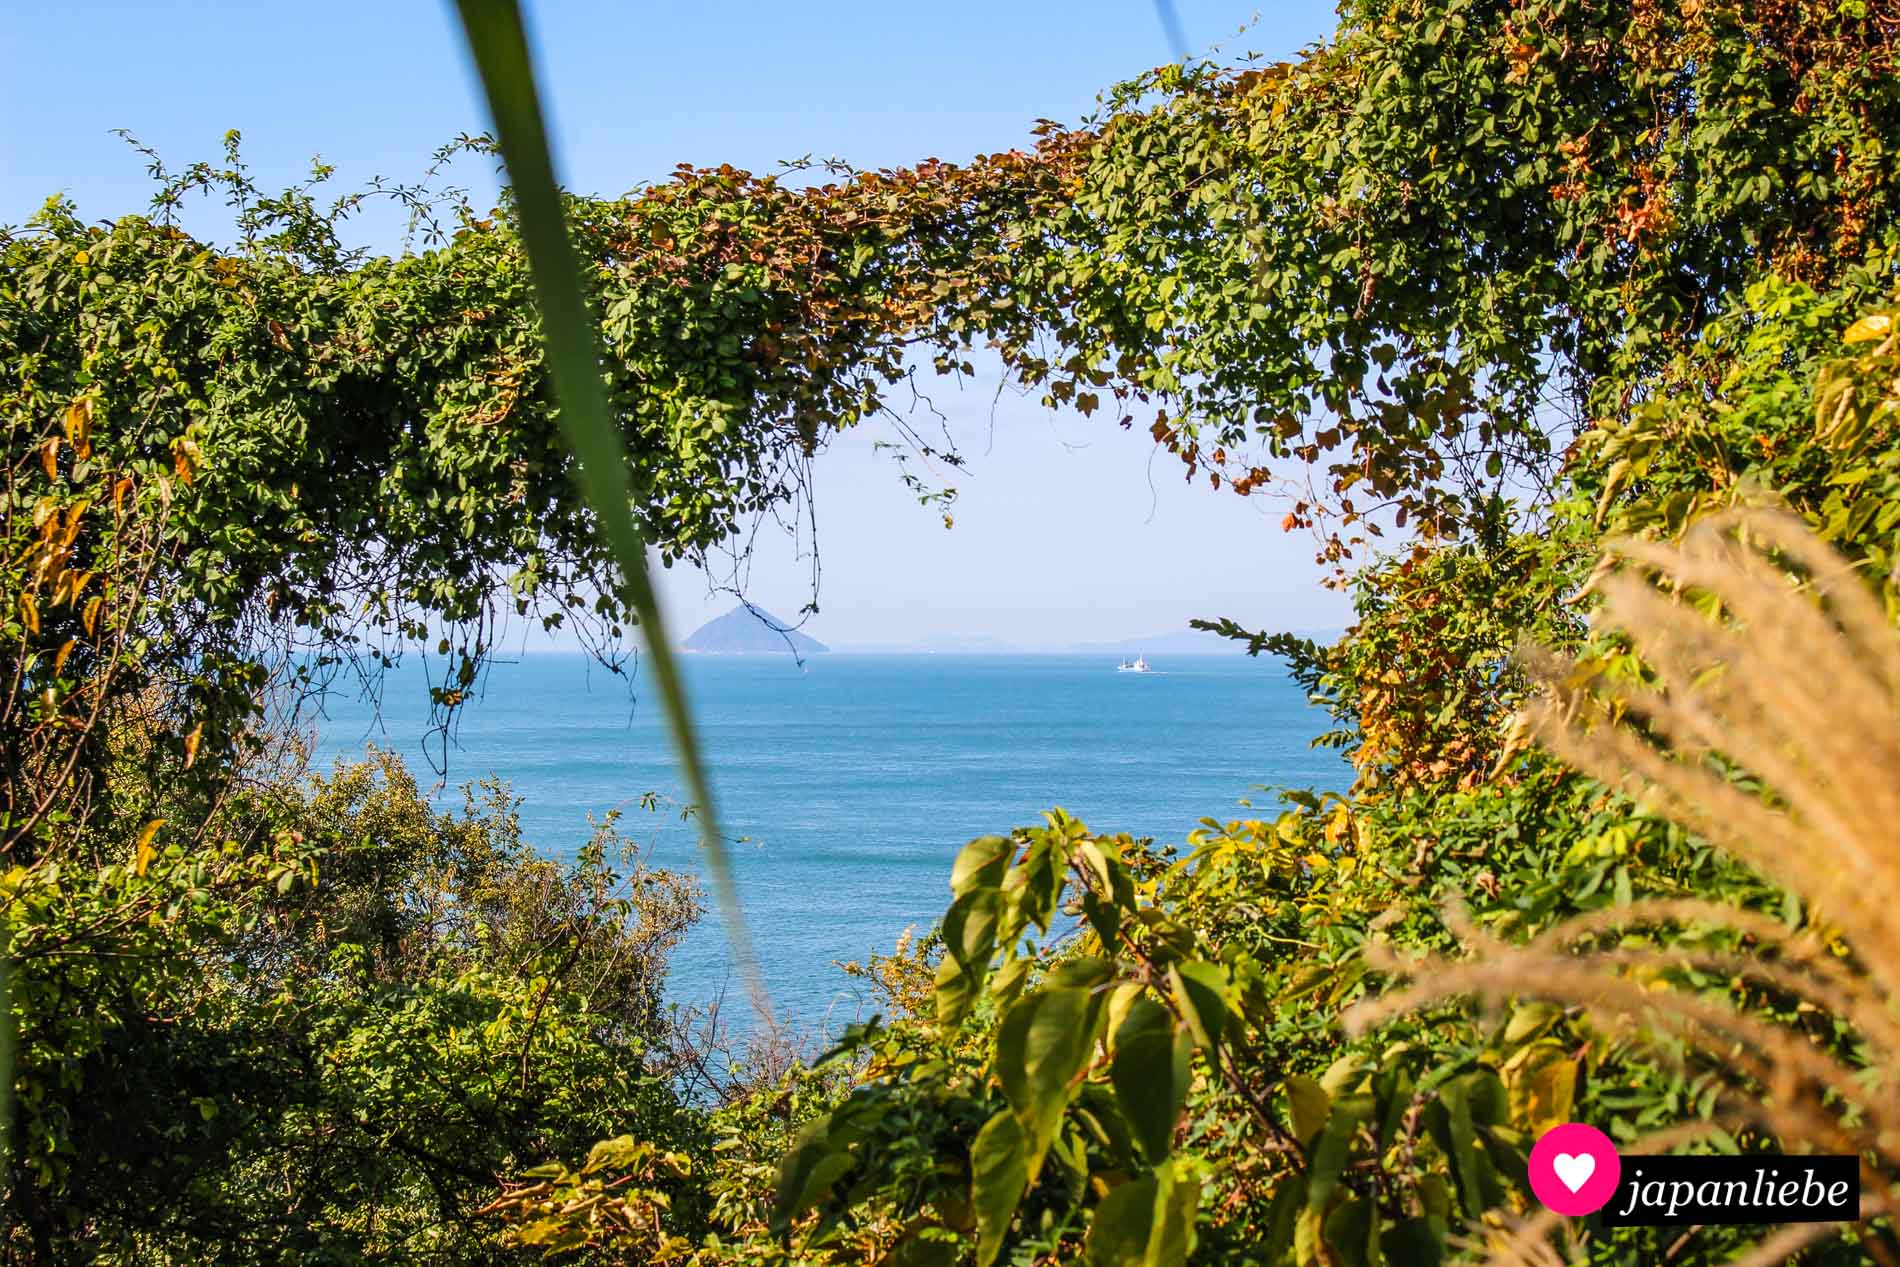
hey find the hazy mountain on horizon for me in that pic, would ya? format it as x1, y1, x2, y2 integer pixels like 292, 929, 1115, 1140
1064, 628, 1244, 656
826, 634, 1029, 653
828, 625, 1343, 655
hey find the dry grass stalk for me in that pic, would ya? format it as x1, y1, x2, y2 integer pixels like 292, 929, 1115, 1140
1345, 509, 1900, 1264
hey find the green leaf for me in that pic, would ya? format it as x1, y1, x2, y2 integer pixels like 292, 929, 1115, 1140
1379, 1216, 1448, 1267
888, 1228, 960, 1267
582, 1135, 646, 1173
1081, 892, 1122, 950
1323, 1197, 1383, 1267
1111, 999, 1191, 1163
1046, 956, 1117, 991
1084, 1160, 1200, 1267
1261, 1179, 1304, 1261
1306, 1094, 1375, 1214
971, 1111, 1028, 1267
995, 987, 1098, 1177
1076, 839, 1134, 909
1167, 961, 1231, 1051
1087, 1176, 1159, 1267
1433, 1075, 1505, 1217
1148, 1164, 1200, 1267
934, 951, 979, 1027
1416, 1174, 1453, 1221
943, 887, 1001, 972
1017, 832, 1068, 932
951, 835, 1013, 896
989, 955, 1032, 1006
1284, 1074, 1331, 1146
772, 1114, 846, 1230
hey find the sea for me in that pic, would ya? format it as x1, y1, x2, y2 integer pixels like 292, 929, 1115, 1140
309, 652, 1345, 1032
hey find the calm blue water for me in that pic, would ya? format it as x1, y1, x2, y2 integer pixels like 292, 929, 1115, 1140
310, 653, 1344, 1029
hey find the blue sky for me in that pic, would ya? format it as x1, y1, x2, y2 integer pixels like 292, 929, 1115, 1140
2, 1, 1352, 648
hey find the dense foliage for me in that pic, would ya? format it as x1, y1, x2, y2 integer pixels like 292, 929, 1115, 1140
702, 4, 1900, 1265
0, 736, 708, 1261
8, 0, 1900, 1262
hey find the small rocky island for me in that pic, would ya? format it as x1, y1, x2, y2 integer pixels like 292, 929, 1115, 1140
682, 604, 829, 655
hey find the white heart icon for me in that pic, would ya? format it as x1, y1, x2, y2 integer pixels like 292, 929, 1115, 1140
1552, 1152, 1596, 1193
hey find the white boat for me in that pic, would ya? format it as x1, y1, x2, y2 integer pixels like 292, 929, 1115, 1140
1116, 654, 1152, 673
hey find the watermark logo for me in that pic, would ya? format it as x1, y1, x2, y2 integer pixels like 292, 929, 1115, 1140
1529, 1124, 1860, 1225
1528, 1122, 1621, 1216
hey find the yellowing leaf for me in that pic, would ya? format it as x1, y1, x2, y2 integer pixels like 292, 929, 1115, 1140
1844, 313, 1893, 344
54, 638, 75, 675
63, 398, 93, 459
183, 722, 204, 769
59, 500, 88, 548
1502, 1043, 1578, 1136
82, 595, 102, 636
134, 819, 165, 876
41, 437, 61, 481
19, 592, 39, 635
171, 438, 200, 485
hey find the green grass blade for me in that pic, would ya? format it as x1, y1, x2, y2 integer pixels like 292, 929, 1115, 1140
451, 0, 769, 1021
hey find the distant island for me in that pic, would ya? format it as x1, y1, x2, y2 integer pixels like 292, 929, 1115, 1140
682, 604, 829, 655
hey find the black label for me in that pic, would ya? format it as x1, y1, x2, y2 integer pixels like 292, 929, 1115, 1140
1602, 1155, 1859, 1226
